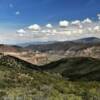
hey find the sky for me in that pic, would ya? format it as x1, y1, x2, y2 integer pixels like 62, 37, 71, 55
0, 0, 100, 44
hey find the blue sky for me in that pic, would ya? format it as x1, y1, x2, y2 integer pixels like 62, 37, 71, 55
0, 0, 100, 44
0, 0, 100, 26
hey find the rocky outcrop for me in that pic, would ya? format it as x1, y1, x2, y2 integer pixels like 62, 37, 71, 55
64, 46, 100, 58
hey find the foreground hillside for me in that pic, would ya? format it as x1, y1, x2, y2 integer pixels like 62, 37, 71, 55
2, 55, 100, 81
0, 55, 100, 99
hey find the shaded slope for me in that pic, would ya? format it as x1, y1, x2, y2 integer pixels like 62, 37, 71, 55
42, 57, 100, 81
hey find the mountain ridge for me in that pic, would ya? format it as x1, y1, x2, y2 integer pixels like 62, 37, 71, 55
25, 37, 100, 52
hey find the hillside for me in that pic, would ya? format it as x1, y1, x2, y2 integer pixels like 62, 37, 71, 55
0, 55, 100, 99
42, 57, 100, 81
1, 55, 100, 81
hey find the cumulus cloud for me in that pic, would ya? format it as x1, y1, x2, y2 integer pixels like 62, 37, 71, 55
28, 24, 41, 30
59, 20, 69, 27
15, 14, 100, 43
46, 24, 53, 28
82, 18, 92, 23
71, 20, 80, 25
17, 29, 26, 34
17, 29, 26, 37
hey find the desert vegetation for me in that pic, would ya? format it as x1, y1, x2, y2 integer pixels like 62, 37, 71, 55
0, 55, 100, 99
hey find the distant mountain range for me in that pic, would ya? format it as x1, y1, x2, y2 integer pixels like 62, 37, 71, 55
0, 37, 100, 52
24, 37, 100, 52
18, 41, 56, 47
74, 37, 100, 43
0, 37, 100, 53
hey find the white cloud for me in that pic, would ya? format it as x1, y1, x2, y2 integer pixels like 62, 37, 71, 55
28, 24, 40, 30
15, 13, 100, 43
46, 24, 53, 28
41, 29, 51, 33
82, 18, 92, 23
71, 20, 80, 25
59, 20, 69, 27
15, 11, 20, 15
17, 29, 26, 37
17, 29, 26, 34
41, 30, 47, 33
